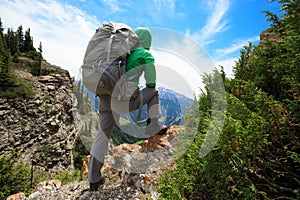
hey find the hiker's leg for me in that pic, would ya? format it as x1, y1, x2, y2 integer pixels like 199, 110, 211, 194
89, 95, 119, 184
129, 87, 167, 135
129, 87, 159, 114
111, 87, 159, 114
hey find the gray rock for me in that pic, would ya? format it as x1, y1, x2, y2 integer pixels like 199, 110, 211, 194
0, 66, 77, 173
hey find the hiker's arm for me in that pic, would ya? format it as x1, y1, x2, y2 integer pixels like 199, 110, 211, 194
143, 52, 156, 88
144, 63, 156, 88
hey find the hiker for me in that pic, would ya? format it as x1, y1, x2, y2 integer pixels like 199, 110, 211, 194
88, 27, 168, 191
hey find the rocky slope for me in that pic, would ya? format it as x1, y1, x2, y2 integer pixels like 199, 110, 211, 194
6, 126, 181, 200
0, 61, 77, 174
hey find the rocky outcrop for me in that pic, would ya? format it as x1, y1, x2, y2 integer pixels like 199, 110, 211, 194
142, 126, 178, 152
6, 192, 26, 200
0, 65, 76, 173
259, 27, 282, 47
6, 180, 86, 200
6, 126, 181, 200
78, 126, 181, 200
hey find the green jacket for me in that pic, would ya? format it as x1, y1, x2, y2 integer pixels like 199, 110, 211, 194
126, 28, 156, 88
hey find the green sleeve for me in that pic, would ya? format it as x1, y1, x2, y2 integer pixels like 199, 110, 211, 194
143, 51, 156, 88
144, 63, 156, 88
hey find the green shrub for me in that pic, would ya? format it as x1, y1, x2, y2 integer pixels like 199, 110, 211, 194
72, 136, 90, 170
29, 60, 41, 76
158, 2, 300, 199
53, 170, 82, 186
0, 73, 35, 99
0, 150, 32, 198
158, 74, 299, 199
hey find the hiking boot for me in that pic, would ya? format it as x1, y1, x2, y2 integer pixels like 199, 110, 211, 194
145, 118, 168, 136
89, 175, 105, 191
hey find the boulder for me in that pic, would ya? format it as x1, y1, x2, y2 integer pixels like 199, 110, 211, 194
6, 193, 26, 200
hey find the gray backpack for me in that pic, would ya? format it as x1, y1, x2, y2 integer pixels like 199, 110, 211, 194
80, 23, 140, 99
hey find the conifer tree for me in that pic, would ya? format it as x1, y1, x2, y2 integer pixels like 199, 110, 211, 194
5, 28, 19, 56
0, 18, 3, 35
0, 19, 5, 71
16, 25, 24, 52
24, 28, 35, 52
36, 41, 43, 76
0, 18, 12, 87
0, 18, 4, 56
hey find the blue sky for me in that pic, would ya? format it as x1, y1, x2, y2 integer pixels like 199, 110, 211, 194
0, 0, 281, 79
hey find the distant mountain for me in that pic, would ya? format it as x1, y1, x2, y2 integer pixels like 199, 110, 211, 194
158, 87, 194, 125
80, 85, 194, 127
129, 87, 194, 126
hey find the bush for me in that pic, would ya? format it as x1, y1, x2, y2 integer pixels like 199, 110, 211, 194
29, 60, 41, 76
158, 2, 300, 199
0, 73, 35, 99
158, 75, 299, 199
0, 150, 32, 199
53, 170, 82, 186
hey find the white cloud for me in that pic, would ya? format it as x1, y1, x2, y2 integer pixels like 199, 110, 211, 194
0, 0, 185, 77
191, 0, 230, 46
214, 36, 259, 58
149, 27, 216, 98
215, 57, 237, 78
154, 0, 175, 11
102, 0, 121, 12
212, 35, 260, 78
0, 0, 99, 77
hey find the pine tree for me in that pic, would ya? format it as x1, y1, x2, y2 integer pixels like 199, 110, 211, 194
0, 18, 3, 34
0, 18, 4, 56
34, 41, 43, 76
5, 28, 19, 56
16, 25, 24, 52
0, 19, 12, 88
24, 28, 35, 52
38, 41, 42, 61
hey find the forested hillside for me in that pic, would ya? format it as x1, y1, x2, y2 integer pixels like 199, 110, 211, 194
0, 18, 43, 99
158, 1, 300, 199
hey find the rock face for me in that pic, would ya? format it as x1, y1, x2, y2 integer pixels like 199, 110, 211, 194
0, 65, 76, 173
259, 27, 282, 47
5, 126, 180, 200
77, 126, 181, 200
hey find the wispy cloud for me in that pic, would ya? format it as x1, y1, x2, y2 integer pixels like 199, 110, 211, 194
0, 0, 99, 76
154, 0, 175, 12
190, 0, 230, 46
146, 0, 184, 24
0, 0, 184, 76
102, 0, 121, 13
215, 57, 237, 78
212, 36, 259, 78
214, 36, 259, 58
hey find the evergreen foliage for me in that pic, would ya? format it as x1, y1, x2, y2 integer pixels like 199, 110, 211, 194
158, 1, 300, 199
0, 149, 82, 199
53, 170, 82, 186
0, 149, 34, 199
0, 19, 43, 99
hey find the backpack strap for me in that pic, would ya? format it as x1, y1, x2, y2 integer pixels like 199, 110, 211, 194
105, 35, 115, 62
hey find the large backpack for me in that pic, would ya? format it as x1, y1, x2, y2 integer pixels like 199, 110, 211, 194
80, 23, 140, 99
